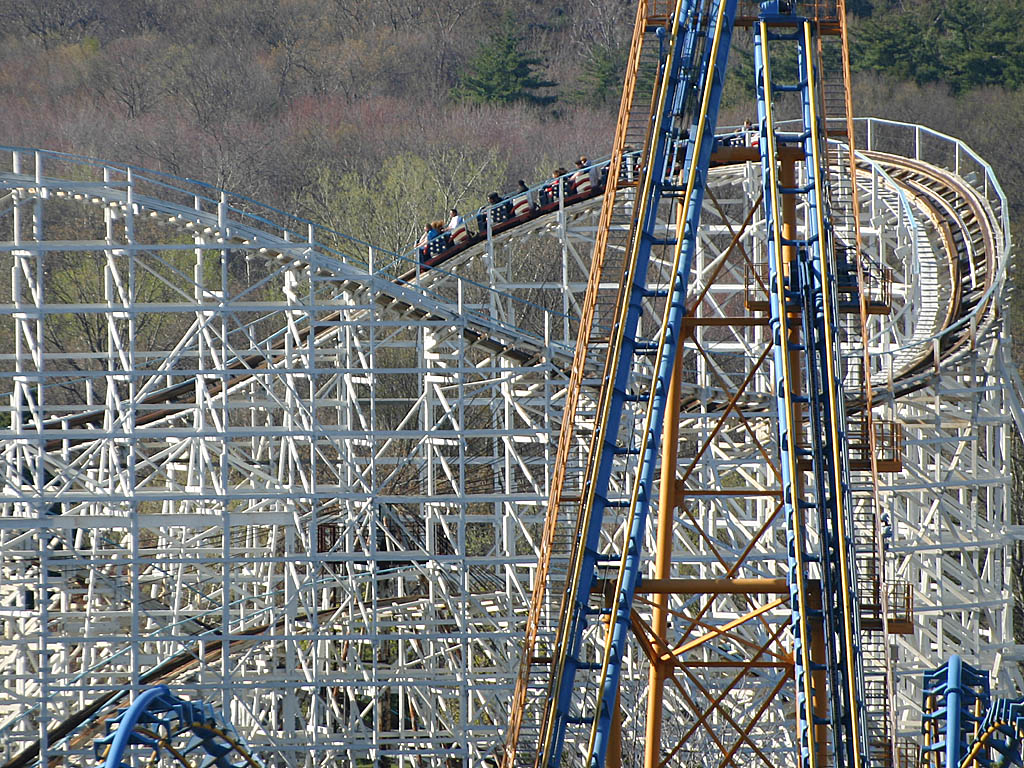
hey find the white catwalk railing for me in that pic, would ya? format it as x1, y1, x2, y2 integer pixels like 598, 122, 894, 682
856, 117, 1011, 329
0, 147, 576, 361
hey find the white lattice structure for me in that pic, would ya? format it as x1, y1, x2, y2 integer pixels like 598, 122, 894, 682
851, 120, 1023, 741
0, 116, 1016, 768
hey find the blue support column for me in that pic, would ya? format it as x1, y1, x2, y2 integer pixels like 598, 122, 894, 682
754, 8, 866, 768
539, 0, 739, 766
922, 656, 994, 768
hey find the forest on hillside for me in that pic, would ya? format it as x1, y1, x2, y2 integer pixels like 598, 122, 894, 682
0, 0, 1020, 251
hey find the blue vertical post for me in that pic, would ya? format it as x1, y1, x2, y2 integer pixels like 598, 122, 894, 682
589, 1, 737, 766
947, 655, 964, 768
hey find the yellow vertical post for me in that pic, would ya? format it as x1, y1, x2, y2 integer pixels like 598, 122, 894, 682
780, 155, 799, 289
780, 155, 804, 448
644, 340, 685, 768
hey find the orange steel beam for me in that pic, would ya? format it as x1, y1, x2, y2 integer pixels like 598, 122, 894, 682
711, 145, 804, 164
630, 610, 667, 666
631, 593, 791, 663
716, 672, 793, 768
663, 597, 788, 660
635, 578, 788, 594
669, 670, 777, 768
677, 343, 775, 487
686, 188, 763, 312
609, 688, 623, 768
682, 489, 782, 497
687, 338, 782, 482
643, 331, 684, 768
734, 15, 841, 32
683, 317, 769, 326
667, 621, 790, 753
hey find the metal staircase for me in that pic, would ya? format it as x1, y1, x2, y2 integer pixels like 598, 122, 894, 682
501, 3, 675, 765
813, 1, 902, 764
504, 0, 739, 766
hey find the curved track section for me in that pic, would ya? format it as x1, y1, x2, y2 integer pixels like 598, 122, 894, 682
0, 114, 1015, 768
94, 685, 258, 768
850, 118, 1018, 748
0, 143, 995, 444
858, 149, 1003, 394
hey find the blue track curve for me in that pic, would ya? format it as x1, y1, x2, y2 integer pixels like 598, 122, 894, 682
923, 657, 1024, 768
94, 685, 258, 768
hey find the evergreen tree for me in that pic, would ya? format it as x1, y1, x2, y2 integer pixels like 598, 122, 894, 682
854, 12, 942, 85
453, 22, 555, 105
573, 44, 627, 105
852, 0, 1024, 93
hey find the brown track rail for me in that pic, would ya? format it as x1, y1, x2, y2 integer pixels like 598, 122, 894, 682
861, 151, 1000, 396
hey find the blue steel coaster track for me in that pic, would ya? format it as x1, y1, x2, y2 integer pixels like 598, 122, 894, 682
754, 10, 864, 768
524, 0, 741, 766
93, 685, 259, 768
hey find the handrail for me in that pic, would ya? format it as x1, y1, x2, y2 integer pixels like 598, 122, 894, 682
0, 167, 572, 350
371, 157, 617, 279
856, 117, 1011, 325
0, 145, 383, 266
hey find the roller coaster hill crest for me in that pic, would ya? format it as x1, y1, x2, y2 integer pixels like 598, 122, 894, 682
0, 0, 1018, 767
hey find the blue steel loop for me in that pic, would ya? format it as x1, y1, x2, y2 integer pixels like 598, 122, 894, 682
94, 685, 259, 768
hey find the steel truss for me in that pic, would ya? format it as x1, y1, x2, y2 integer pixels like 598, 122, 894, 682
0, 111, 1016, 768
